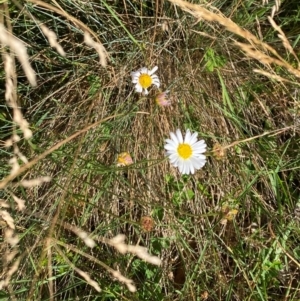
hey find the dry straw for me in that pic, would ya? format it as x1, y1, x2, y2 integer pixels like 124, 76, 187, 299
268, 16, 299, 65
0, 2, 110, 298
40, 24, 66, 56
108, 234, 162, 266
53, 243, 101, 292
27, 0, 108, 66
52, 236, 137, 292
26, 209, 161, 293
168, 0, 300, 78
84, 32, 107, 67
261, 0, 281, 17
0, 24, 37, 87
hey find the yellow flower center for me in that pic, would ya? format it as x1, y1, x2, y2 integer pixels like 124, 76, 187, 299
139, 74, 152, 88
177, 143, 192, 159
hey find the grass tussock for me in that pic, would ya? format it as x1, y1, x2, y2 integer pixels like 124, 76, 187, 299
0, 0, 300, 300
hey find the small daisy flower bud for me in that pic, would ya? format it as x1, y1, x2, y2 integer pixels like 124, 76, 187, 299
220, 204, 239, 225
140, 216, 155, 232
155, 90, 171, 107
117, 152, 133, 166
212, 143, 226, 160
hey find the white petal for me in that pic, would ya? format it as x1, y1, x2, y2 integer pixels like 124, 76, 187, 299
168, 152, 178, 160
178, 160, 184, 174
176, 129, 183, 143
170, 132, 179, 144
189, 132, 198, 145
197, 161, 206, 168
171, 161, 179, 168
165, 145, 177, 153
188, 160, 194, 174
191, 157, 206, 169
164, 144, 176, 151
131, 71, 140, 77
192, 139, 206, 147
166, 151, 174, 157
194, 154, 206, 160
184, 129, 191, 143
165, 138, 178, 148
189, 162, 195, 174
131, 74, 139, 81
144, 89, 149, 95
192, 142, 206, 149
169, 154, 179, 165
193, 143, 207, 152
180, 164, 185, 174
149, 66, 158, 75
193, 147, 206, 154
140, 67, 148, 74
135, 85, 143, 93
184, 161, 192, 174
184, 161, 190, 175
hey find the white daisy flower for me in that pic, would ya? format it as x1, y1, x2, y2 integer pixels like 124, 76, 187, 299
164, 129, 207, 175
131, 66, 160, 95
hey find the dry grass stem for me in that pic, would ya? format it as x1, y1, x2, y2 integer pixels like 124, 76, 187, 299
268, 17, 299, 65
4, 54, 32, 139
213, 126, 295, 156
0, 257, 21, 290
0, 24, 37, 86
253, 69, 293, 83
13, 109, 32, 140
53, 244, 101, 292
4, 134, 21, 148
4, 229, 19, 247
0, 211, 15, 229
13, 147, 29, 164
76, 230, 96, 248
28, 0, 108, 61
7, 195, 25, 218
76, 269, 101, 292
0, 200, 10, 208
271, 0, 281, 18
4, 54, 14, 103
168, 0, 300, 77
19, 176, 52, 188
108, 234, 162, 266
0, 114, 122, 189
235, 41, 300, 78
8, 157, 20, 176
5, 250, 18, 263
40, 24, 66, 56
84, 32, 107, 67
53, 238, 137, 293
111, 270, 136, 292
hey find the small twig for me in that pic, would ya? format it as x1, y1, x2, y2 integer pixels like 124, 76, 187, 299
223, 125, 294, 151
